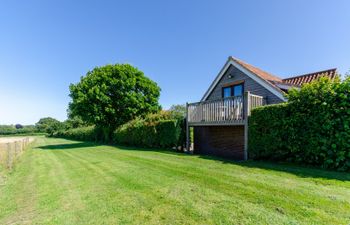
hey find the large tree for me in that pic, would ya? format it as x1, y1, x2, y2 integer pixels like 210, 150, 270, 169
68, 64, 161, 140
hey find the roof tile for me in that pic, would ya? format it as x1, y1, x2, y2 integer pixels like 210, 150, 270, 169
231, 57, 282, 82
231, 57, 337, 89
282, 69, 337, 86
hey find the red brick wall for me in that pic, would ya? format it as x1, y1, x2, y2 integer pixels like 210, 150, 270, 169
193, 126, 245, 160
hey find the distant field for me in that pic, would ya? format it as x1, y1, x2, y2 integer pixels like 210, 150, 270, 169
0, 137, 349, 225
0, 137, 35, 143
0, 133, 46, 137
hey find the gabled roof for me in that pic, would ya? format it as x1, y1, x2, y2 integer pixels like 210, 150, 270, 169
231, 57, 282, 82
201, 57, 286, 101
201, 56, 337, 102
282, 68, 337, 86
230, 57, 286, 96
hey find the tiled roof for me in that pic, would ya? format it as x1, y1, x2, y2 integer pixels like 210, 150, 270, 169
231, 57, 337, 90
231, 57, 282, 82
282, 69, 337, 86
230, 57, 289, 95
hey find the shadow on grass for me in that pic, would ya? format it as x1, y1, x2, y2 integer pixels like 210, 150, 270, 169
38, 142, 99, 150
114, 145, 350, 181
39, 139, 350, 182
197, 154, 350, 182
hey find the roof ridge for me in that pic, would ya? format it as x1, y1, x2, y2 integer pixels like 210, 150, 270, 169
230, 56, 282, 81
283, 68, 337, 80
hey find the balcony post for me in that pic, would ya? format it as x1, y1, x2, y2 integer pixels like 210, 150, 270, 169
243, 91, 250, 160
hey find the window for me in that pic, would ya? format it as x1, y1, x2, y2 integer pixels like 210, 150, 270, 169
223, 87, 231, 98
233, 84, 243, 96
222, 83, 244, 98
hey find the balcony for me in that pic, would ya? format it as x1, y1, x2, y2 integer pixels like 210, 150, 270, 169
186, 92, 264, 126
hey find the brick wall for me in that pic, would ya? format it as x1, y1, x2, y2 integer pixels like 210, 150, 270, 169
193, 125, 245, 160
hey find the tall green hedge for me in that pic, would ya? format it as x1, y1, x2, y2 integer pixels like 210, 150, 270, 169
52, 111, 185, 149
249, 76, 350, 171
248, 104, 290, 159
113, 118, 182, 148
53, 126, 99, 141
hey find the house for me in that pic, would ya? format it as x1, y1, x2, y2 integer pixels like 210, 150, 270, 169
185, 56, 337, 160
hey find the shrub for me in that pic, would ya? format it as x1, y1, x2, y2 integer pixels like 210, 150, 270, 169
36, 117, 64, 135
113, 113, 184, 149
249, 76, 350, 171
248, 104, 290, 160
52, 111, 186, 149
53, 126, 98, 141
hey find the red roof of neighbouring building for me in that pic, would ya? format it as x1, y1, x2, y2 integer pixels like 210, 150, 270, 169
231, 57, 338, 89
282, 68, 338, 86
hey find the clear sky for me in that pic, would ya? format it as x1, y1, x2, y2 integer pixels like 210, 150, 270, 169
0, 0, 349, 125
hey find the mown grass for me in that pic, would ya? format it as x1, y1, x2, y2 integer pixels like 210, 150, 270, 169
0, 137, 349, 225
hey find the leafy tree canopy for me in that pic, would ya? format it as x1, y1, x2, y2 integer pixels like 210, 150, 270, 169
15, 124, 23, 129
68, 64, 161, 140
36, 117, 64, 134
64, 116, 87, 130
168, 104, 186, 119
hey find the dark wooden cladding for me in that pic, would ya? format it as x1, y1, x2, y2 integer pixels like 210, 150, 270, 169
193, 126, 245, 160
206, 65, 283, 104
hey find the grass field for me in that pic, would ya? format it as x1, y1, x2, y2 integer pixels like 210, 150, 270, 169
0, 137, 349, 225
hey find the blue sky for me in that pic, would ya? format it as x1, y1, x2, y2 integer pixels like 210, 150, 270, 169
0, 0, 349, 124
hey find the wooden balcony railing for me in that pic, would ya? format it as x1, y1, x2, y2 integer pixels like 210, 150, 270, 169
187, 96, 244, 125
186, 92, 263, 126
249, 93, 264, 115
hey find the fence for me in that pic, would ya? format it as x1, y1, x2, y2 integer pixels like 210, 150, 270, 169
248, 94, 264, 116
187, 96, 244, 125
0, 137, 33, 170
187, 92, 264, 125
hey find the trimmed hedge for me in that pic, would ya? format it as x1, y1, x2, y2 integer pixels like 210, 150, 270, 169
249, 76, 350, 171
52, 111, 186, 149
249, 104, 290, 160
53, 126, 98, 141
113, 118, 182, 148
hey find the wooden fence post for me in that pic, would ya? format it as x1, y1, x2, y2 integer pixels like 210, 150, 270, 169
15, 141, 18, 158
243, 91, 251, 161
7, 143, 12, 169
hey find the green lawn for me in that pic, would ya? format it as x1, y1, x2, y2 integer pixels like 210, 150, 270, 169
0, 137, 349, 225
